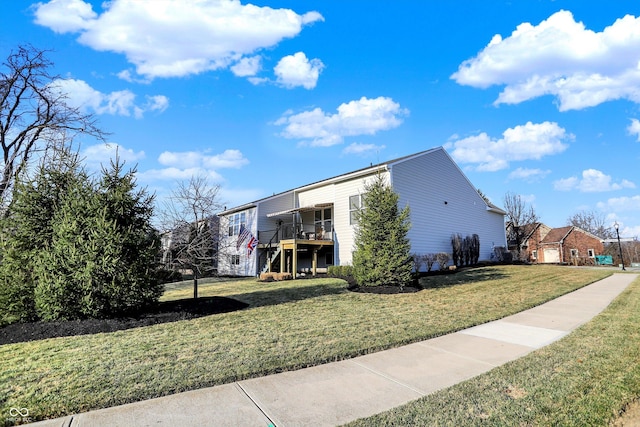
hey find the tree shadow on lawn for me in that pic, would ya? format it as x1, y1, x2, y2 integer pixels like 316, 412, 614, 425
419, 267, 509, 289
225, 281, 349, 309
0, 296, 248, 345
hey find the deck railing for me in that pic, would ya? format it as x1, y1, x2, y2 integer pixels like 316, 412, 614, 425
258, 223, 333, 243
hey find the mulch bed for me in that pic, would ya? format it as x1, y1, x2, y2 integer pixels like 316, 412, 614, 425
0, 296, 248, 345
348, 285, 421, 294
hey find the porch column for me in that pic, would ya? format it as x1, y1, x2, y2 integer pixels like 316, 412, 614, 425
280, 250, 285, 273
312, 248, 318, 277
292, 241, 298, 279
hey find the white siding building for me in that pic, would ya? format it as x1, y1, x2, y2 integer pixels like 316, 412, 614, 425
218, 147, 506, 277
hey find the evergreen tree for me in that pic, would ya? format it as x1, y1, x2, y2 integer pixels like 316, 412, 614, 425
0, 148, 85, 324
33, 170, 100, 319
34, 157, 162, 319
95, 158, 162, 314
0, 147, 162, 323
352, 173, 413, 288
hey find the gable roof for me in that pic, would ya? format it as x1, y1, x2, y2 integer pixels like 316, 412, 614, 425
507, 222, 541, 240
219, 146, 505, 216
538, 225, 606, 245
540, 226, 573, 244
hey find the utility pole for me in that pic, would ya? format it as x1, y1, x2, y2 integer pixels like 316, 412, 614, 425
614, 222, 626, 271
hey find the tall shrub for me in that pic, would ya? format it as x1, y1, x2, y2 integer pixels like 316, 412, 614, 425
0, 148, 162, 323
463, 235, 472, 265
96, 159, 161, 314
34, 159, 161, 320
451, 233, 462, 267
33, 176, 102, 319
352, 173, 412, 287
0, 149, 85, 324
471, 234, 480, 264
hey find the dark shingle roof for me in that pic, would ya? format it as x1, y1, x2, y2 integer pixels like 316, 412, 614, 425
540, 226, 573, 243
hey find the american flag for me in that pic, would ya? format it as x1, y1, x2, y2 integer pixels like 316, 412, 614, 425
237, 224, 251, 250
247, 235, 258, 255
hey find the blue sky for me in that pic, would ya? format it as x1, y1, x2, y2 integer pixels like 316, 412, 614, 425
2, 0, 639, 237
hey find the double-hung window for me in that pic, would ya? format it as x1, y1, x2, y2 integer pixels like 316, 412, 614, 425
228, 212, 246, 236
349, 194, 363, 225
314, 208, 332, 239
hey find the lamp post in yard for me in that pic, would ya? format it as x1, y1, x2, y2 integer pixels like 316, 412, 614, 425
614, 222, 626, 271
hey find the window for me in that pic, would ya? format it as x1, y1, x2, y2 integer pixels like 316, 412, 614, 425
570, 249, 579, 258
587, 249, 595, 258
325, 252, 334, 265
531, 250, 537, 260
230, 255, 240, 265
228, 212, 246, 236
315, 208, 332, 239
349, 194, 363, 225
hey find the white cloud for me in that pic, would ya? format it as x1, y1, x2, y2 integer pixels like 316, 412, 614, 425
274, 52, 324, 89
158, 152, 203, 169
34, 0, 324, 80
622, 225, 640, 237
554, 169, 636, 192
49, 78, 168, 118
145, 95, 169, 112
150, 149, 249, 182
203, 149, 250, 169
553, 176, 579, 191
158, 149, 248, 169
140, 167, 224, 183
247, 77, 269, 86
82, 142, 145, 170
231, 56, 262, 77
275, 96, 409, 147
597, 204, 640, 237
452, 11, 640, 111
33, 0, 96, 33
445, 121, 572, 171
508, 167, 551, 182
627, 118, 640, 141
342, 143, 386, 156
597, 195, 640, 211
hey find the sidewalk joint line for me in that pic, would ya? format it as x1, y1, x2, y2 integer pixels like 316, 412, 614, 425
416, 341, 506, 368
348, 360, 427, 396
235, 382, 278, 427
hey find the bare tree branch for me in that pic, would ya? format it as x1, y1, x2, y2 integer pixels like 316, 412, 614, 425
566, 210, 614, 239
160, 175, 225, 298
1, 45, 107, 209
504, 192, 538, 259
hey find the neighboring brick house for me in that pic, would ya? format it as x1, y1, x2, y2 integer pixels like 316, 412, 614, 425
519, 223, 604, 264
506, 222, 550, 260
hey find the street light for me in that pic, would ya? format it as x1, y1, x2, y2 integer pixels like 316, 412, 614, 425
614, 222, 626, 271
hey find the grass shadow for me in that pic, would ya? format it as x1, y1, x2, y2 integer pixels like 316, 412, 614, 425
419, 266, 509, 289
225, 281, 350, 309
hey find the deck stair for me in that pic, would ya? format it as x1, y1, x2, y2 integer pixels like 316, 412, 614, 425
260, 246, 281, 275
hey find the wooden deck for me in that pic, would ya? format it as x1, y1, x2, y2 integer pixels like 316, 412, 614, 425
261, 238, 334, 278
279, 238, 334, 250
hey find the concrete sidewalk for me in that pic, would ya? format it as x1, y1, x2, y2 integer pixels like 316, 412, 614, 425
30, 273, 637, 427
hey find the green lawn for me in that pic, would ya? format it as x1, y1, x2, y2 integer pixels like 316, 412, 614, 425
346, 274, 640, 426
0, 265, 611, 423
